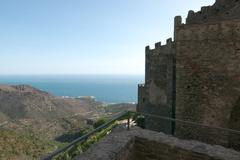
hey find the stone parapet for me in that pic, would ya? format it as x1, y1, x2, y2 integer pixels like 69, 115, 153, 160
74, 128, 240, 160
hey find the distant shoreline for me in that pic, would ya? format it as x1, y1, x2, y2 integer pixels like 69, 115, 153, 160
0, 75, 143, 103
58, 95, 137, 105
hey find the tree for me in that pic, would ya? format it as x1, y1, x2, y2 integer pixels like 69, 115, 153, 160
93, 118, 107, 129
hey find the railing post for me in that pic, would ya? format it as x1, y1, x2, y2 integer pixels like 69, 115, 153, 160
127, 111, 130, 130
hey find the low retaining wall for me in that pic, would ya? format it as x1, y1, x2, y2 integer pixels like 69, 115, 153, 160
73, 127, 240, 160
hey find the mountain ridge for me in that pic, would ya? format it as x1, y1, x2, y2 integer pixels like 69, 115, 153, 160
0, 84, 100, 121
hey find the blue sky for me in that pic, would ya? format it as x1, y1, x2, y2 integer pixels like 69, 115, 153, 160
0, 0, 215, 75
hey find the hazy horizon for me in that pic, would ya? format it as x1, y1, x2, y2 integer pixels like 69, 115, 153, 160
0, 74, 144, 76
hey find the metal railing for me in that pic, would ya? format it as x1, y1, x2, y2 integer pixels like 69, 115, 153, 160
130, 111, 240, 135
41, 111, 130, 160
130, 111, 240, 151
42, 110, 240, 159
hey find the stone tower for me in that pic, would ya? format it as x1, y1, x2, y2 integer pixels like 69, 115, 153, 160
175, 0, 240, 149
137, 0, 240, 149
137, 39, 175, 134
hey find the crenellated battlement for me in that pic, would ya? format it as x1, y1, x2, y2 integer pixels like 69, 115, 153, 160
215, 0, 235, 6
174, 16, 183, 27
185, 0, 240, 25
186, 5, 217, 24
145, 38, 175, 55
154, 42, 161, 49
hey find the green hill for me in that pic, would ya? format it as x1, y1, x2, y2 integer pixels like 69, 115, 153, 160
0, 129, 61, 160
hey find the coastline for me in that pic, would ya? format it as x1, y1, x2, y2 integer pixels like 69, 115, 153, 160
0, 75, 143, 103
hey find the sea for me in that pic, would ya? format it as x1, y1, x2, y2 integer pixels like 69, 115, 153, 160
0, 75, 144, 103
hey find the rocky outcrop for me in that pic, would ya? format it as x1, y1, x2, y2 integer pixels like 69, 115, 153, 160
0, 84, 99, 120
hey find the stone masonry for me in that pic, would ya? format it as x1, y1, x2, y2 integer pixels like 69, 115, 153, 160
137, 39, 175, 134
74, 127, 240, 160
137, 0, 240, 150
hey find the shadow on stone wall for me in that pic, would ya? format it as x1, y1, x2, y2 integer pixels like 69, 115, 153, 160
229, 97, 240, 150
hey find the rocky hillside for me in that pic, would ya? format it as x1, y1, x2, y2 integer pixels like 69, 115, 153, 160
0, 129, 60, 160
0, 84, 100, 121
0, 84, 136, 159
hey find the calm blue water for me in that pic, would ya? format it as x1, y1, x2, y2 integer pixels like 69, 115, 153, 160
0, 75, 144, 103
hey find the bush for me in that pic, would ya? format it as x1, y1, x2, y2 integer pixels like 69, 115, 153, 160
135, 115, 145, 129
54, 121, 117, 160
93, 118, 107, 129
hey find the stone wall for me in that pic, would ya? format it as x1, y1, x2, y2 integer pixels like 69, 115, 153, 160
133, 137, 226, 160
175, 18, 240, 148
186, 0, 240, 25
140, 39, 175, 134
74, 128, 240, 160
137, 0, 240, 149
